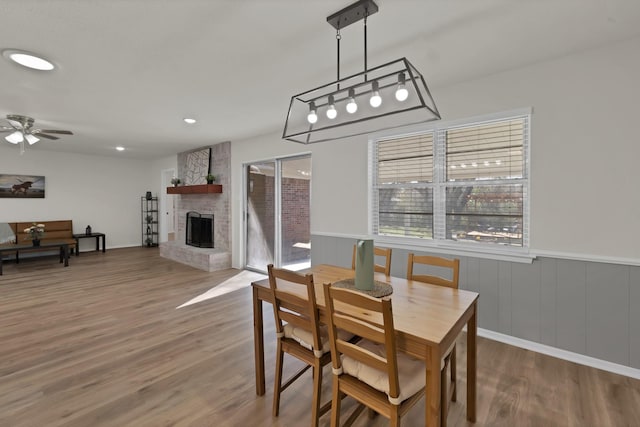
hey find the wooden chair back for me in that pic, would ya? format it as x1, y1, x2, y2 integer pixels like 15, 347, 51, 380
351, 244, 393, 276
267, 264, 322, 354
406, 254, 460, 289
323, 283, 401, 401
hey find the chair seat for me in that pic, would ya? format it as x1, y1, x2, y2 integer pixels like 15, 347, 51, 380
283, 323, 353, 355
341, 339, 425, 403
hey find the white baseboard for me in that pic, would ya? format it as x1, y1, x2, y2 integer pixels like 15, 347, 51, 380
478, 328, 640, 380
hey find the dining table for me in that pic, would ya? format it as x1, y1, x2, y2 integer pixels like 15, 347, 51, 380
251, 264, 479, 427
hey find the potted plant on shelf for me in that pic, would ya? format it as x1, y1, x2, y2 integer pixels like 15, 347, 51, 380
206, 173, 216, 184
171, 177, 181, 187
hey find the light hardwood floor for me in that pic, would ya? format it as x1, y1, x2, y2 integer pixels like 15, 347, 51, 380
1, 247, 639, 426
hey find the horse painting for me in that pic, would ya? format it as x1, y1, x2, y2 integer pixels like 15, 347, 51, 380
0, 174, 45, 198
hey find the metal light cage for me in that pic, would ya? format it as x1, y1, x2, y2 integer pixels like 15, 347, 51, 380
282, 0, 440, 144
283, 57, 440, 144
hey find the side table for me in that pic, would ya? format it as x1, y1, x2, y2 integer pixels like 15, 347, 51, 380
73, 232, 106, 255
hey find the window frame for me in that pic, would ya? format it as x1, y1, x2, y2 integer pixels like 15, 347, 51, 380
368, 108, 533, 263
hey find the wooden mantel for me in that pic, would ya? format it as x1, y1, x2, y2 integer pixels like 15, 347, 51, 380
166, 184, 222, 194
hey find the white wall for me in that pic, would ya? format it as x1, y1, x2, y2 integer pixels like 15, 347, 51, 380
4, 35, 637, 265
0, 145, 153, 249
150, 155, 178, 189
230, 35, 640, 268
437, 35, 640, 261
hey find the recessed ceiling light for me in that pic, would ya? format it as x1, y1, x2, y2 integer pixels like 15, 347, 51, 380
116, 146, 125, 151
2, 49, 55, 71
183, 118, 196, 124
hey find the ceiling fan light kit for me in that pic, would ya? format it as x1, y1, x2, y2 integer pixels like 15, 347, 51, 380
282, 0, 440, 144
1, 114, 73, 155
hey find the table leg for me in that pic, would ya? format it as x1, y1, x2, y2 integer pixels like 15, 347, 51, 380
467, 303, 477, 422
95, 236, 99, 251
253, 286, 266, 396
75, 238, 80, 256
0, 252, 3, 275
63, 245, 69, 267
426, 348, 442, 427
101, 235, 105, 252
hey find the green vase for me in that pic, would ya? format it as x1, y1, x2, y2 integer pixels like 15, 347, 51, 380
354, 239, 374, 291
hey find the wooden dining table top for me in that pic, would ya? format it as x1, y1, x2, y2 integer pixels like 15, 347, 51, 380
252, 263, 479, 355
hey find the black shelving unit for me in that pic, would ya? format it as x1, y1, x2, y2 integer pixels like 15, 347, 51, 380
141, 196, 159, 247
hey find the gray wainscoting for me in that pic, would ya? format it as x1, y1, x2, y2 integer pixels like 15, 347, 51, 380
311, 234, 640, 370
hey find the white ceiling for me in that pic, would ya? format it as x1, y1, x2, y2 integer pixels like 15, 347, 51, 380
1, 0, 639, 159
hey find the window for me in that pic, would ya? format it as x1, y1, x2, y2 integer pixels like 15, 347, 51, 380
372, 110, 529, 250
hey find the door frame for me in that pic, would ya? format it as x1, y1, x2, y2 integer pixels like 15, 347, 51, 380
243, 153, 311, 272
159, 168, 176, 243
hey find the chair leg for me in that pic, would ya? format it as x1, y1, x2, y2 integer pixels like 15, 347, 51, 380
272, 341, 284, 417
441, 357, 449, 427
331, 378, 341, 427
311, 364, 322, 427
451, 345, 457, 402
390, 405, 400, 427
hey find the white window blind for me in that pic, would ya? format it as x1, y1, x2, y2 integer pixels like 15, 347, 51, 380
372, 112, 529, 248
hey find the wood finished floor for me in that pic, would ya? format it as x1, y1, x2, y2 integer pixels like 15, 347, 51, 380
1, 247, 639, 427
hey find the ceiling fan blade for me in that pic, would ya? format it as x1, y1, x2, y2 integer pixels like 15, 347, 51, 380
7, 118, 23, 129
35, 133, 59, 140
37, 129, 73, 135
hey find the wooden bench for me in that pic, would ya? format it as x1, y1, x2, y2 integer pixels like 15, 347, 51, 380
10, 220, 77, 256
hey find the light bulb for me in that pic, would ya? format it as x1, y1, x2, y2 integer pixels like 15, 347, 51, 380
369, 81, 382, 108
370, 93, 382, 108
346, 89, 357, 114
395, 72, 409, 102
5, 130, 23, 144
326, 95, 337, 119
395, 85, 408, 102
307, 101, 318, 124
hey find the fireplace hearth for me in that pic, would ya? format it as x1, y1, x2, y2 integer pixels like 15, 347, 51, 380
186, 211, 214, 248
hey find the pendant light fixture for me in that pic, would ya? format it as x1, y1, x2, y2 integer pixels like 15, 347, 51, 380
283, 0, 440, 144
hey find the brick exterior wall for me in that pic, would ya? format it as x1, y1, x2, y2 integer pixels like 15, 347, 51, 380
248, 174, 309, 264
281, 177, 310, 262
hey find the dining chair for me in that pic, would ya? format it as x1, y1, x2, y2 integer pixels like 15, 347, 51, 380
323, 282, 425, 427
406, 253, 460, 426
351, 244, 393, 276
267, 264, 332, 427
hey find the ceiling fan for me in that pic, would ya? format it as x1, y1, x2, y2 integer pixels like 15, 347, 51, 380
1, 114, 73, 154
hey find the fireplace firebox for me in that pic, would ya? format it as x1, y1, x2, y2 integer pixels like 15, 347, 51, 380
186, 211, 214, 248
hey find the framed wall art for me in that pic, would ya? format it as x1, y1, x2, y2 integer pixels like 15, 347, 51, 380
0, 174, 45, 198
177, 147, 212, 185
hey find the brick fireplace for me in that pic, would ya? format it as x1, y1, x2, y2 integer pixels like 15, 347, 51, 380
159, 142, 231, 272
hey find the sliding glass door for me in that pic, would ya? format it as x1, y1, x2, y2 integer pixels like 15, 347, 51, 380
245, 155, 311, 272
245, 160, 276, 270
